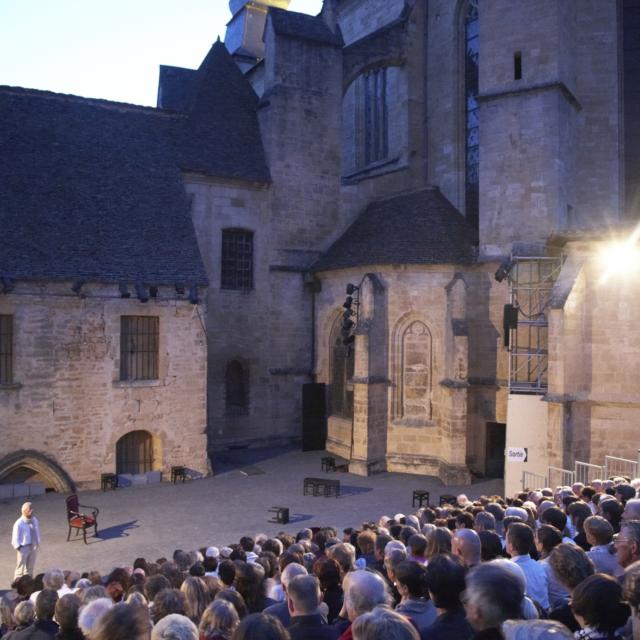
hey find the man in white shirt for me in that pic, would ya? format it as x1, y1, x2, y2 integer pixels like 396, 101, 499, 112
11, 501, 41, 578
507, 522, 549, 611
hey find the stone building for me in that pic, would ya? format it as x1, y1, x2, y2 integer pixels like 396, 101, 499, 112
3, 0, 640, 490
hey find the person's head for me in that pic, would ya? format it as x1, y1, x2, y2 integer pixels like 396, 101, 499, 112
13, 599, 35, 628
217, 560, 237, 588
342, 570, 391, 622
478, 531, 503, 562
21, 502, 33, 518
351, 606, 420, 640
455, 512, 475, 530
617, 484, 637, 504
12, 574, 35, 599
624, 559, 640, 638
474, 511, 496, 533
548, 543, 594, 592
35, 589, 58, 622
230, 612, 290, 640
506, 522, 534, 558
394, 561, 428, 600
425, 527, 453, 558
373, 533, 392, 560
383, 548, 407, 583
424, 553, 467, 610
145, 575, 171, 603
539, 507, 567, 533
534, 524, 562, 557
327, 543, 356, 575
356, 530, 376, 557
501, 619, 574, 640
583, 515, 614, 547
180, 576, 210, 624
567, 502, 592, 533
312, 557, 341, 592
452, 528, 481, 567
464, 561, 523, 631
623, 499, 640, 523
80, 585, 108, 604
0, 595, 15, 630
153, 588, 187, 623
600, 498, 624, 531
151, 613, 198, 640
55, 593, 81, 631
43, 568, 65, 591
78, 597, 113, 637
286, 575, 322, 616
616, 520, 640, 568
215, 589, 248, 620
407, 534, 427, 559
571, 573, 630, 634
92, 602, 151, 640
280, 562, 307, 594
199, 599, 239, 640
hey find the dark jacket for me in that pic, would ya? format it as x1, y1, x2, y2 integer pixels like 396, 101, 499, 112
53, 629, 85, 640
421, 607, 473, 640
288, 614, 340, 640
262, 601, 291, 628
322, 586, 343, 624
11, 620, 59, 640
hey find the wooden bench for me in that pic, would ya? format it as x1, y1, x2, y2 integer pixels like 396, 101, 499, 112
412, 490, 430, 508
303, 477, 341, 498
269, 506, 290, 524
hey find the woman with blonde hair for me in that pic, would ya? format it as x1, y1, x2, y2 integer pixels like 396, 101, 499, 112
181, 576, 210, 625
199, 600, 240, 640
425, 527, 453, 559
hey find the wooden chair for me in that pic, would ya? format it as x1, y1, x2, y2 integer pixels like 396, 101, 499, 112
66, 494, 99, 543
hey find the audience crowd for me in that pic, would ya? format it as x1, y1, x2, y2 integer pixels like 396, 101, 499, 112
3, 476, 640, 640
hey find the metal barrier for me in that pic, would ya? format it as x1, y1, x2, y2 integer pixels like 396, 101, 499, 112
522, 471, 547, 491
548, 466, 575, 488
575, 461, 605, 485
604, 455, 638, 480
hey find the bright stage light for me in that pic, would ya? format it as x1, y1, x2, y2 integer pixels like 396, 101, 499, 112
599, 224, 640, 283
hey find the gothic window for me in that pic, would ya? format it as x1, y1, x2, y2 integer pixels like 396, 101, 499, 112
221, 229, 253, 291
120, 316, 159, 381
465, 0, 479, 227
225, 360, 248, 415
116, 430, 154, 475
0, 315, 13, 385
399, 321, 432, 420
330, 323, 354, 418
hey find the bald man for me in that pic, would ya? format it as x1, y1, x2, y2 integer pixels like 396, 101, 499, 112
338, 570, 391, 639
12, 502, 41, 578
452, 528, 481, 569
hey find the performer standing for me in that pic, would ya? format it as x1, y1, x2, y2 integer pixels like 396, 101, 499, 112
12, 501, 41, 578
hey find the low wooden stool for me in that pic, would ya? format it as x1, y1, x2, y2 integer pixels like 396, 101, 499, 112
412, 490, 430, 508
269, 506, 290, 524
101, 473, 118, 491
171, 466, 187, 483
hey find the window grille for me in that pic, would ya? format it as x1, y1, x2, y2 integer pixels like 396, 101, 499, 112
221, 229, 254, 291
120, 316, 159, 381
0, 315, 13, 385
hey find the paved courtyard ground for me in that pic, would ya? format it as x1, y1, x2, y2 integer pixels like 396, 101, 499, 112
0, 447, 503, 588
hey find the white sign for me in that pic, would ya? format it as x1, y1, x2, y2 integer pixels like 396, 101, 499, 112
506, 447, 528, 463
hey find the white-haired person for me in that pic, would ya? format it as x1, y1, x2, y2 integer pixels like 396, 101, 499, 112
11, 502, 40, 579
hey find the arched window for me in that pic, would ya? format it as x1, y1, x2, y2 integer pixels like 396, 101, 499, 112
221, 229, 254, 291
330, 320, 354, 418
464, 0, 479, 227
225, 360, 248, 415
116, 430, 153, 475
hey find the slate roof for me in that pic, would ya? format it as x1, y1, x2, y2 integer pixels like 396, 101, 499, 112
269, 7, 344, 47
0, 86, 207, 286
157, 65, 196, 112
312, 188, 478, 272
177, 40, 271, 183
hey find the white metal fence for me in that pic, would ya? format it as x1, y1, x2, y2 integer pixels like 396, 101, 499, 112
604, 455, 638, 480
548, 466, 575, 488
575, 461, 605, 485
522, 470, 547, 491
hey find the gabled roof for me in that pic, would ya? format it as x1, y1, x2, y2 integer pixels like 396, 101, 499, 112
269, 7, 344, 47
0, 86, 208, 286
312, 187, 477, 272
157, 65, 197, 111
171, 40, 271, 183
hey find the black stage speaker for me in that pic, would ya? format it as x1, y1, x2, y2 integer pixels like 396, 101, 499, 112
503, 304, 519, 347
302, 383, 327, 451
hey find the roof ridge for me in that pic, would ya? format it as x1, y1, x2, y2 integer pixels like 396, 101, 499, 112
370, 185, 440, 204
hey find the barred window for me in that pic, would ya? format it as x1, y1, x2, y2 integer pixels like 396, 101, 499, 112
356, 68, 389, 169
120, 316, 159, 381
225, 360, 248, 415
0, 315, 13, 385
221, 229, 254, 291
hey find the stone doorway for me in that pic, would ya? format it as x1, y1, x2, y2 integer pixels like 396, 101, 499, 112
116, 430, 154, 475
485, 422, 506, 478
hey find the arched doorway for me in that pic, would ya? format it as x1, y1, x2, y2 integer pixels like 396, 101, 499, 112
116, 430, 154, 475
0, 450, 75, 493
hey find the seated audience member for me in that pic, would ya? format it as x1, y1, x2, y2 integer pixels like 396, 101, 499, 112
407, 534, 428, 565
286, 575, 338, 640
624, 500, 640, 525
1, 595, 17, 637
501, 619, 573, 640
623, 560, 640, 640
12, 589, 58, 640
8, 600, 35, 638
153, 589, 187, 624
313, 558, 343, 624
617, 485, 637, 506
452, 529, 482, 570
30, 571, 72, 604
355, 531, 376, 568
570, 574, 630, 639
92, 602, 150, 640
338, 570, 391, 640
215, 591, 249, 620
478, 531, 503, 562
384, 549, 408, 606
230, 613, 290, 640
152, 613, 198, 640
78, 598, 113, 639
506, 523, 549, 611
351, 607, 419, 640
240, 538, 258, 564
53, 594, 83, 640
484, 504, 505, 538
616, 520, 640, 569
474, 511, 497, 534
534, 525, 570, 609
181, 576, 210, 624
423, 554, 472, 640
327, 544, 356, 578
567, 502, 593, 551
199, 600, 240, 640
217, 562, 237, 590
584, 516, 624, 578
539, 508, 573, 542
463, 562, 524, 640
547, 543, 594, 632
600, 499, 624, 533
369, 534, 391, 575
393, 561, 436, 634
425, 528, 452, 560
263, 563, 308, 627
456, 513, 475, 530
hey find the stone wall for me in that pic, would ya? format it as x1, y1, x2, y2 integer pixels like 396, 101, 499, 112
336, 0, 407, 46
0, 282, 208, 489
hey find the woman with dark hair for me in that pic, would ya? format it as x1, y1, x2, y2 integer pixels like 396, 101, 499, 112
599, 499, 624, 534
425, 528, 453, 560
568, 502, 594, 551
234, 563, 272, 614
53, 594, 84, 640
312, 558, 343, 623
215, 590, 249, 620
478, 531, 503, 562
571, 574, 630, 639
230, 613, 290, 640
535, 524, 570, 609
394, 561, 436, 635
